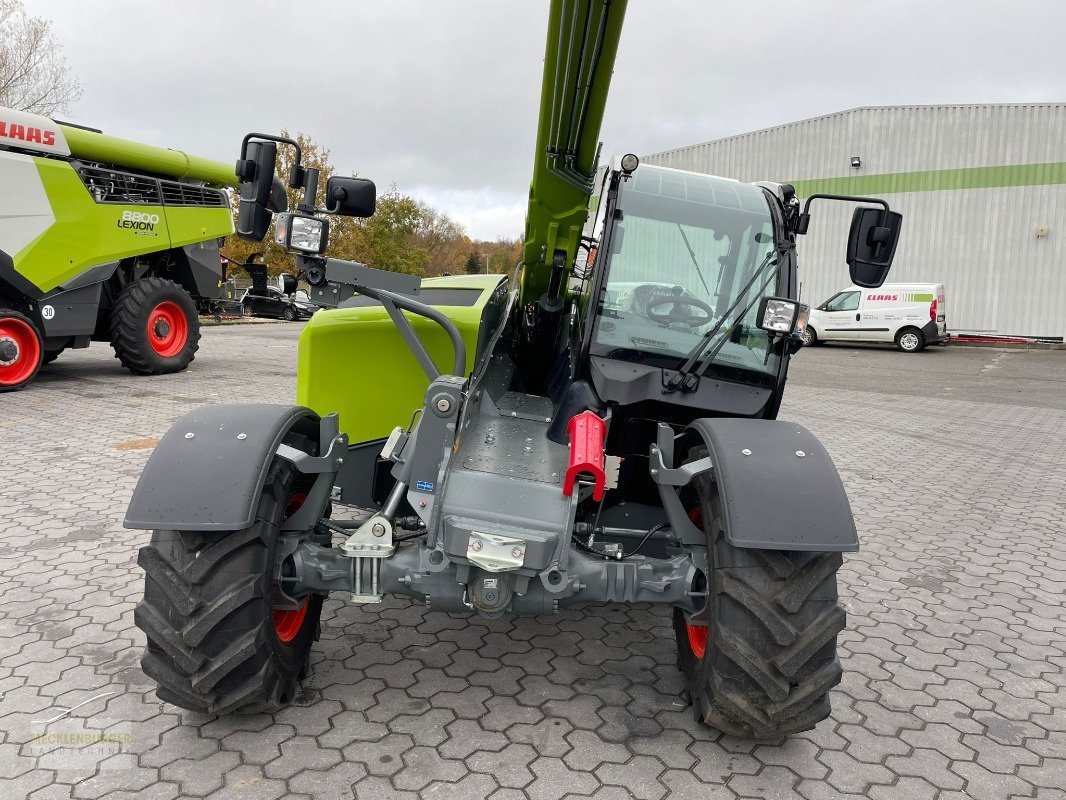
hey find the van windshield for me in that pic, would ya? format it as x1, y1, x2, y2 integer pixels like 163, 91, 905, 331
591, 165, 779, 378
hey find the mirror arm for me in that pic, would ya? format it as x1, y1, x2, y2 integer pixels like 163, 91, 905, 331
239, 132, 303, 164
794, 194, 894, 252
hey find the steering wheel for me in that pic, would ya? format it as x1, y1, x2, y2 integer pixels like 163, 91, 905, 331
637, 286, 714, 328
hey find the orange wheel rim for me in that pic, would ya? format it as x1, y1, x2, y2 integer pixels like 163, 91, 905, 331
273, 599, 309, 643
274, 490, 311, 642
685, 503, 708, 659
686, 622, 708, 660
146, 301, 188, 357
0, 316, 41, 386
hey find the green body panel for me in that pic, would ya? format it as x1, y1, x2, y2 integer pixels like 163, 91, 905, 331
15, 156, 233, 293
296, 274, 507, 444
60, 124, 237, 187
520, 0, 627, 305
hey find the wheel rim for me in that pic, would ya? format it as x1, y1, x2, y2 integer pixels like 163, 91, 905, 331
802, 328, 813, 345
684, 504, 710, 660
273, 599, 310, 643
273, 491, 310, 643
0, 316, 41, 386
686, 622, 709, 660
146, 301, 189, 358
900, 332, 919, 351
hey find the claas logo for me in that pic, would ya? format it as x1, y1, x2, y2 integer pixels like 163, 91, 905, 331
0, 119, 57, 146
866, 294, 898, 301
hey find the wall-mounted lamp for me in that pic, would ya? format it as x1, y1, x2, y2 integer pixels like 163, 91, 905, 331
851, 155, 862, 169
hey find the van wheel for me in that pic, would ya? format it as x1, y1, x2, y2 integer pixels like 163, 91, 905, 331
801, 326, 818, 347
895, 328, 924, 353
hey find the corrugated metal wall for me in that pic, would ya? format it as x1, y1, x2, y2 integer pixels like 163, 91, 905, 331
644, 104, 1066, 339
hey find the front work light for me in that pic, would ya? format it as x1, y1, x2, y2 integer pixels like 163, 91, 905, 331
620, 153, 640, 174
756, 297, 800, 334
275, 212, 329, 254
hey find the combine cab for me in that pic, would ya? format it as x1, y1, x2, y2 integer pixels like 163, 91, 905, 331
0, 107, 237, 390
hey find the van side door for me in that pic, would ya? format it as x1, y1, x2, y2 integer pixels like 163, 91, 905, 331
820, 290, 861, 339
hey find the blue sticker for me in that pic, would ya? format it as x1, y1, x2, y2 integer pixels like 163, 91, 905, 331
416, 480, 435, 493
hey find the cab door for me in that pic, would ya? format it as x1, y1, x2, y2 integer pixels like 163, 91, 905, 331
819, 290, 861, 339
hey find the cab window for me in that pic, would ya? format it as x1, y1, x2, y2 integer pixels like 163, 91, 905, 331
824, 291, 859, 312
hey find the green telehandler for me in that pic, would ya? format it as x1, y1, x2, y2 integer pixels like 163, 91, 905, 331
126, 0, 902, 737
0, 106, 239, 391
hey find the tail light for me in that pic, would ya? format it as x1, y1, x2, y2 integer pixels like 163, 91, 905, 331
930, 298, 937, 322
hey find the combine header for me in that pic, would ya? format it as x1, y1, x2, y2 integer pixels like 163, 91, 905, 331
0, 107, 237, 390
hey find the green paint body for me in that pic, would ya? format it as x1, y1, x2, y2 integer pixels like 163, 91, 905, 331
519, 0, 627, 306
297, 274, 506, 445
59, 124, 237, 186
17, 156, 233, 293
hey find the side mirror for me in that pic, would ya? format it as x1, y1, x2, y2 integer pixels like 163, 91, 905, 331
326, 176, 376, 217
278, 273, 298, 295
235, 140, 285, 241
847, 207, 902, 288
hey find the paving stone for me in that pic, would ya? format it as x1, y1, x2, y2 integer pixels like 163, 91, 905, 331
1, 327, 1061, 800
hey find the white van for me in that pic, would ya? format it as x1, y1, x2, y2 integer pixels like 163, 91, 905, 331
803, 283, 947, 352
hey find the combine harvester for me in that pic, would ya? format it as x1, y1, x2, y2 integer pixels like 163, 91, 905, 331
127, 0, 902, 737
0, 107, 237, 391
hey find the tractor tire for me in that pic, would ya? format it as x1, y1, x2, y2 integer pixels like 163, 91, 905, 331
0, 309, 43, 391
43, 348, 64, 365
110, 277, 200, 375
673, 450, 846, 738
135, 448, 323, 714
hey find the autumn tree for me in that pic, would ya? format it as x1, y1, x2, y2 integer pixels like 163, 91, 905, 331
464, 250, 482, 275
0, 0, 81, 114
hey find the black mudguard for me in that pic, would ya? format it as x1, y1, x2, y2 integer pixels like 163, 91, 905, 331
688, 418, 858, 552
124, 404, 320, 532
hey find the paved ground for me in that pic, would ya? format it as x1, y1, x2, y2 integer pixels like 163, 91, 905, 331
1, 328, 1063, 800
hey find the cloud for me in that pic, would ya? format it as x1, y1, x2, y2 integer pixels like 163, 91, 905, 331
24, 0, 1065, 239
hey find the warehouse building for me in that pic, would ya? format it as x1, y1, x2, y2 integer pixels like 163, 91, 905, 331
644, 104, 1066, 340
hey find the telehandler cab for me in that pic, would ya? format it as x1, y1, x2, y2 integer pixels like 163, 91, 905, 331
126, 1, 902, 737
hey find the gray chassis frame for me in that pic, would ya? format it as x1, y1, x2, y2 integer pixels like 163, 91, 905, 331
125, 259, 858, 619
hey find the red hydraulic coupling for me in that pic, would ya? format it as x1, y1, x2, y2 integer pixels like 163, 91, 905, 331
562, 410, 607, 501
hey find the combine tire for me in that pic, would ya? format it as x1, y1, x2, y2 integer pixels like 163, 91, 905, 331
0, 309, 43, 391
110, 277, 200, 374
135, 447, 322, 714
673, 451, 846, 738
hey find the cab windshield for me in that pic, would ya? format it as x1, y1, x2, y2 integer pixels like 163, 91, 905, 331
591, 165, 779, 378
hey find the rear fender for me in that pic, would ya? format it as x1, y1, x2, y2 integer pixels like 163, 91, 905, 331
124, 404, 332, 532
650, 418, 858, 552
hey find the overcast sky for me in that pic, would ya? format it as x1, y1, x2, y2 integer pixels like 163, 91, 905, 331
25, 0, 1064, 240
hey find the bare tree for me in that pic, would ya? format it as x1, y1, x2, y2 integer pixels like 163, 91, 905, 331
0, 0, 81, 115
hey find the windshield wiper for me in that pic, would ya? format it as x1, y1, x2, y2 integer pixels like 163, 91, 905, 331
676, 225, 710, 295
663, 244, 788, 393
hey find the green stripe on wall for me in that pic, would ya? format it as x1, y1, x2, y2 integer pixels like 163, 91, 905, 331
790, 161, 1066, 197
